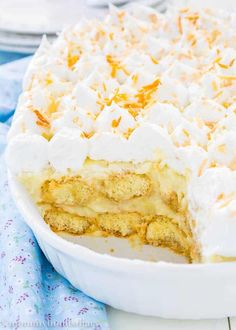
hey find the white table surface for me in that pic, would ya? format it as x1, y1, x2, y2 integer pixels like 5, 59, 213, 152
107, 307, 231, 330
106, 0, 236, 328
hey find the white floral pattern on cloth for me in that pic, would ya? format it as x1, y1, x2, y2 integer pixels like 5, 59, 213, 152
0, 57, 109, 330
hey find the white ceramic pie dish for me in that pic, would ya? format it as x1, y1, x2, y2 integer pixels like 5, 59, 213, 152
8, 172, 236, 320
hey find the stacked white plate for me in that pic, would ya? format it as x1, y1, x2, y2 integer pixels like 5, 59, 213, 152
0, 0, 86, 53
0, 31, 56, 54
0, 0, 166, 54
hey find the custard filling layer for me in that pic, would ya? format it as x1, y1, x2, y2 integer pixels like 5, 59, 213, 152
20, 159, 199, 262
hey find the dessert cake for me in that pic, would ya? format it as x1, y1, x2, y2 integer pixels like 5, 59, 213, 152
6, 5, 236, 263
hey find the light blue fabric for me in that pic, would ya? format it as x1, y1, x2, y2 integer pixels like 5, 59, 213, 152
0, 57, 109, 329
0, 56, 30, 123
0, 51, 27, 65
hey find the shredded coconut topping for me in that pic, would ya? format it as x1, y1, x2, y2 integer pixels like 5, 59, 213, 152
7, 5, 236, 176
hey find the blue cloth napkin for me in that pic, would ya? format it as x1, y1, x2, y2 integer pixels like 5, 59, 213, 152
0, 56, 30, 123
0, 57, 109, 330
0, 51, 27, 65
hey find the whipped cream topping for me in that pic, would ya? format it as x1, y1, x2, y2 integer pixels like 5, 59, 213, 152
95, 103, 136, 134
48, 128, 88, 173
188, 167, 236, 258
6, 134, 48, 173
6, 4, 236, 258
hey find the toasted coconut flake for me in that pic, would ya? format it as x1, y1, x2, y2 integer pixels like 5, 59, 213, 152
106, 55, 129, 78
82, 131, 95, 139
33, 109, 50, 128
45, 73, 53, 85
219, 193, 236, 208
135, 78, 160, 109
198, 159, 208, 177
112, 116, 122, 128
150, 55, 159, 64
217, 193, 225, 201
67, 53, 80, 68
48, 97, 59, 114
217, 144, 226, 153
219, 75, 236, 80
185, 13, 199, 25
149, 14, 158, 24
178, 15, 183, 34
230, 156, 236, 170
208, 30, 221, 46
212, 80, 218, 92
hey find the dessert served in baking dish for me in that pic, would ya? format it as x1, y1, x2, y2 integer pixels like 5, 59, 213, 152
6, 4, 236, 263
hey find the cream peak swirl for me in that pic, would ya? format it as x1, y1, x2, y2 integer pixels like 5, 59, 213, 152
6, 4, 236, 177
